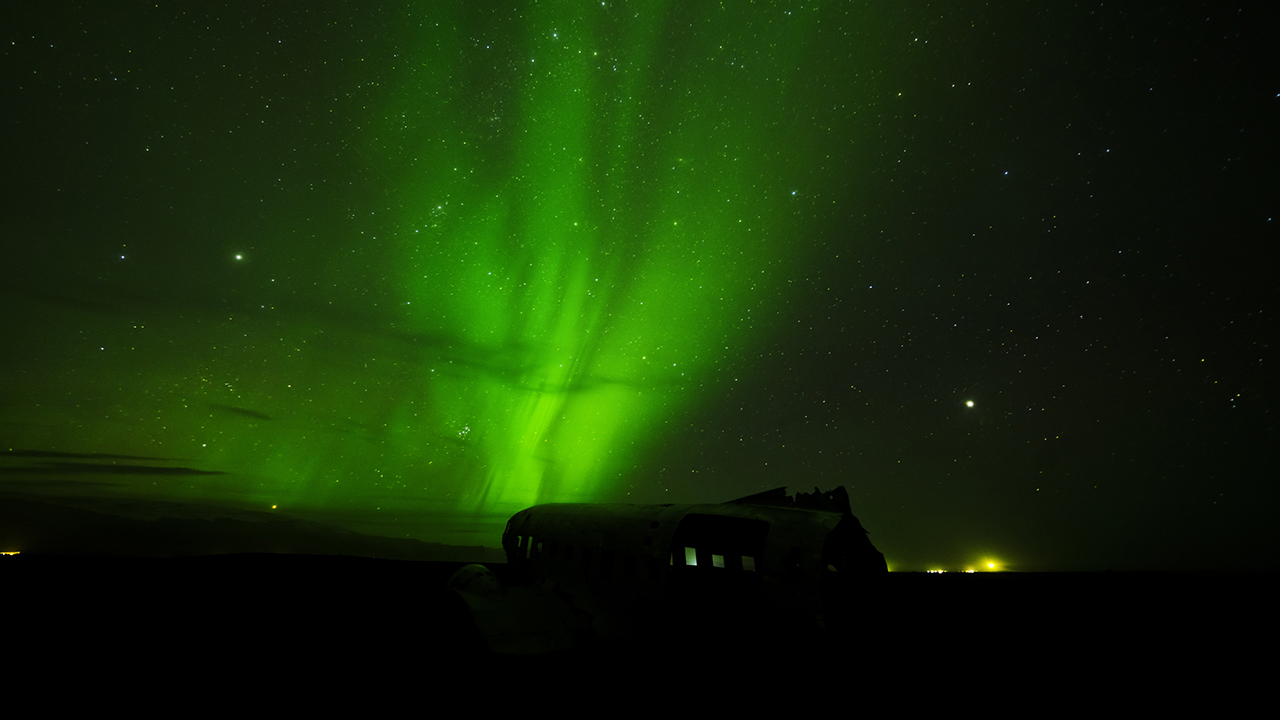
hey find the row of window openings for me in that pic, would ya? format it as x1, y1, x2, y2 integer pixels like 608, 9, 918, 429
519, 536, 755, 572
681, 546, 757, 572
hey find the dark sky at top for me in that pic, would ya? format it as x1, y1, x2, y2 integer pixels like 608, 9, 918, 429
1, 1, 1275, 570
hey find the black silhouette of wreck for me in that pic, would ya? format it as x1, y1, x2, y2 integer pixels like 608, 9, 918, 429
448, 486, 887, 654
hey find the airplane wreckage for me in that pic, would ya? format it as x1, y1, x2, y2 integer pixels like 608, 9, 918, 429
447, 486, 888, 654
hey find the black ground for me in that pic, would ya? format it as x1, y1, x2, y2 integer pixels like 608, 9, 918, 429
5, 553, 1270, 696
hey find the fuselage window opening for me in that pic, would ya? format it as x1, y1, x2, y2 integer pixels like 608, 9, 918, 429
671, 513, 769, 574
526, 536, 535, 560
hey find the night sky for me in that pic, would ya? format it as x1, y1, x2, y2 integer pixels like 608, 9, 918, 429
2, 1, 1275, 571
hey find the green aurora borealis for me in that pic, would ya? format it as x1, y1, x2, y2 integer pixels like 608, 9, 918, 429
2, 2, 873, 548
3, 2, 1275, 569
389, 3, 851, 516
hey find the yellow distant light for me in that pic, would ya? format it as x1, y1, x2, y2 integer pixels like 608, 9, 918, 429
1, 551, 19, 556
965, 400, 974, 407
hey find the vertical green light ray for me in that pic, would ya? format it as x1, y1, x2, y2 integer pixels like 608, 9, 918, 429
0, 1, 884, 550
374, 2, 856, 527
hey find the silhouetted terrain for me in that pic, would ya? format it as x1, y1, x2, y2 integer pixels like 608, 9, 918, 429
3, 490, 1272, 695
5, 551, 1269, 694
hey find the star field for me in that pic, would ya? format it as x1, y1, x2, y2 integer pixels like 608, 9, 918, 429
0, 1, 1274, 570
